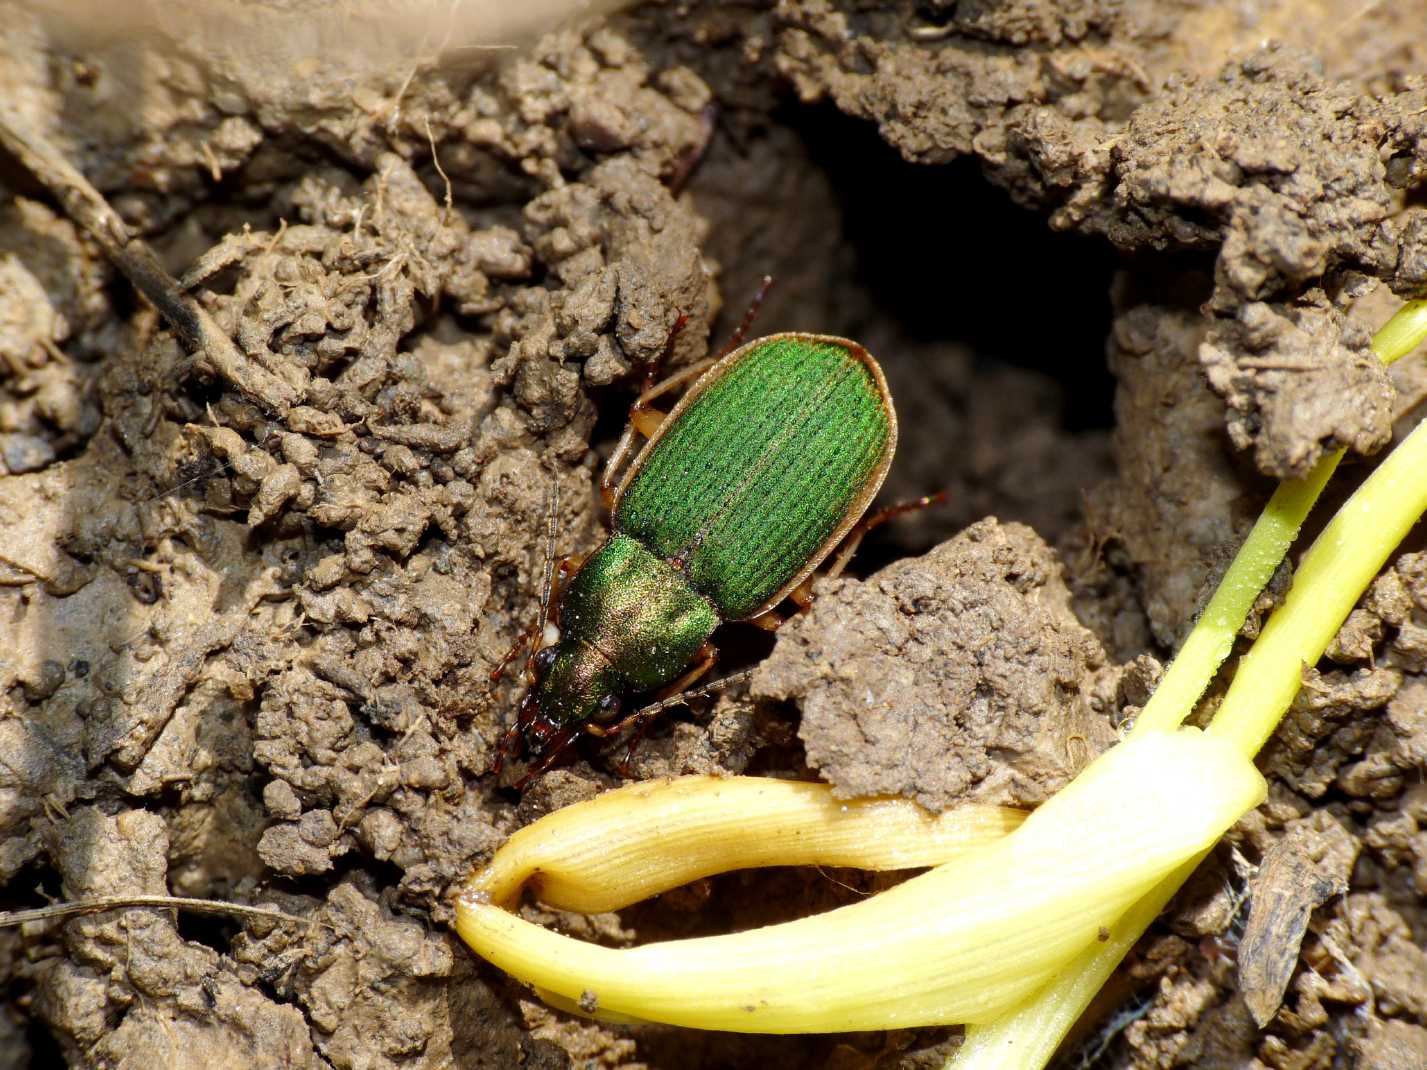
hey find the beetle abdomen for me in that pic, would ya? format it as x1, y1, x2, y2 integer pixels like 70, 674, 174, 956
614, 334, 896, 620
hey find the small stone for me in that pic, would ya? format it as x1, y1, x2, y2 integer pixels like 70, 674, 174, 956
21, 660, 65, 702
305, 553, 346, 591
298, 808, 339, 847
262, 779, 302, 820
583, 335, 630, 386
356, 808, 403, 861
0, 432, 56, 473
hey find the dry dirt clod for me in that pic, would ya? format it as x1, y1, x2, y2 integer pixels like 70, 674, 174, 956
1200, 292, 1394, 480
756, 518, 1118, 812
1353, 1019, 1427, 1070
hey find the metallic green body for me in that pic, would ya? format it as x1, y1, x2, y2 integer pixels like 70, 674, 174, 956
535, 534, 719, 725
527, 333, 895, 743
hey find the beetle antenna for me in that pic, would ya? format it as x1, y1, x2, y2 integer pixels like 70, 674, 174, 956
713, 275, 774, 359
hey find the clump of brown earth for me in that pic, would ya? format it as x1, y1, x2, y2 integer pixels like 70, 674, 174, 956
1, 1, 1426, 1067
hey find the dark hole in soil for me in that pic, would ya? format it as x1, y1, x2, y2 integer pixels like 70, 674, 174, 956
3, 862, 68, 1066
23, 1013, 65, 1068
175, 908, 236, 956
797, 104, 1117, 572
792, 102, 1117, 432
0, 860, 63, 914
259, 854, 408, 924
709, 619, 777, 674
178, 368, 228, 413
619, 863, 918, 942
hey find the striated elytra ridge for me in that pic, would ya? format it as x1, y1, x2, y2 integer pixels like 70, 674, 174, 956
615, 333, 896, 620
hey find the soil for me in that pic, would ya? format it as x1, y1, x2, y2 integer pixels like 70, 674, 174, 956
0, 1, 1425, 1068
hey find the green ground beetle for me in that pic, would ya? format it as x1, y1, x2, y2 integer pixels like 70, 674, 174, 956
494, 328, 900, 782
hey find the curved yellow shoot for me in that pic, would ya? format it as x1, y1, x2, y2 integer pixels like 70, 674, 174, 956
950, 853, 1200, 1068
475, 775, 1024, 912
456, 732, 1264, 1032
950, 299, 1427, 1070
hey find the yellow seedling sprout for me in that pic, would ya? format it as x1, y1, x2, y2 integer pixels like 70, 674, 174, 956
1133, 298, 1427, 738
473, 775, 1025, 912
950, 298, 1427, 1069
457, 732, 1264, 1031
453, 301, 1427, 1061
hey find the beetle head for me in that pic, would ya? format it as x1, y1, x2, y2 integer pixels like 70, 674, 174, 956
496, 640, 626, 781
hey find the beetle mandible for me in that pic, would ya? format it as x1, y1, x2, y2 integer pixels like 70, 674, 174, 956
494, 329, 899, 781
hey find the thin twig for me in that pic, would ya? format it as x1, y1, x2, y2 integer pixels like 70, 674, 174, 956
0, 895, 312, 930
425, 116, 453, 224
0, 108, 198, 346
0, 104, 296, 415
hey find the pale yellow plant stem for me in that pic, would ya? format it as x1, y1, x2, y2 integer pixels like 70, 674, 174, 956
951, 854, 1201, 1069
473, 775, 1024, 912
1127, 465, 1337, 735
1369, 298, 1427, 366
1209, 413, 1427, 753
949, 299, 1427, 1070
458, 733, 1263, 1033
1133, 299, 1427, 736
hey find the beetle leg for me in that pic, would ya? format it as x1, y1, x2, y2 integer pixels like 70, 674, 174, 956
509, 719, 583, 788
586, 641, 719, 747
488, 626, 536, 685
823, 491, 947, 581
492, 555, 566, 674
489, 549, 584, 688
615, 718, 655, 777
599, 278, 776, 510
748, 609, 785, 632
656, 641, 718, 700
490, 719, 525, 776
601, 314, 693, 506
614, 644, 717, 774
601, 359, 714, 508
636, 356, 716, 407
790, 582, 817, 613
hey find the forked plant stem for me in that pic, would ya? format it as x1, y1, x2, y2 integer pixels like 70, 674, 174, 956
949, 299, 1427, 1070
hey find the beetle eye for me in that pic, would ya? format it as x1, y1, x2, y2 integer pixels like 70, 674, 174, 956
593, 693, 623, 724
532, 646, 558, 676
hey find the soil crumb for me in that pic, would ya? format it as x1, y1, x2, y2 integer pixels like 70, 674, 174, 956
756, 519, 1118, 812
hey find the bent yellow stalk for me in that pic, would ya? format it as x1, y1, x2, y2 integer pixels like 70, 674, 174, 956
456, 733, 1264, 1032
950, 300, 1427, 1070
474, 775, 1025, 912
1133, 298, 1427, 735
1208, 411, 1427, 752
951, 416, 1427, 1069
